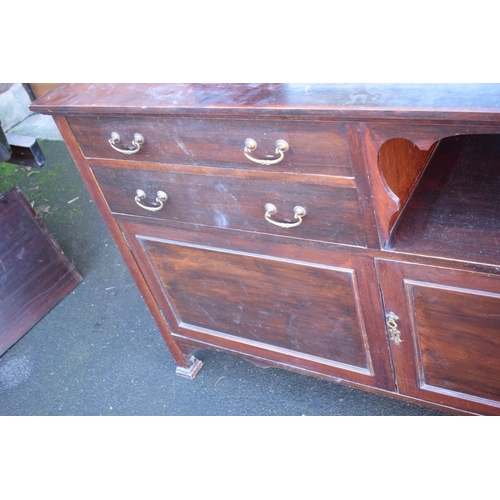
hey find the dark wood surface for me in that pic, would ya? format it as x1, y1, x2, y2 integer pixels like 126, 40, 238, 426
362, 121, 500, 246
91, 163, 366, 247
0, 187, 82, 355
389, 134, 500, 266
68, 115, 353, 177
119, 220, 395, 390
30, 83, 500, 122
146, 239, 370, 368
29, 84, 500, 414
378, 138, 437, 231
377, 259, 500, 416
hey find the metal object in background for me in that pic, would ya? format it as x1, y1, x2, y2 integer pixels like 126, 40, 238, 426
0, 121, 12, 163
0, 122, 45, 168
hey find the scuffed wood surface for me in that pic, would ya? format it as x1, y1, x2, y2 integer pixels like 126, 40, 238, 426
30, 83, 500, 121
0, 187, 82, 355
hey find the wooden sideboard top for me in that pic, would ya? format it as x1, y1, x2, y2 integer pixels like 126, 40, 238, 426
30, 83, 500, 122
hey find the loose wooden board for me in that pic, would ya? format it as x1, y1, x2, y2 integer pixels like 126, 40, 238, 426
0, 187, 82, 355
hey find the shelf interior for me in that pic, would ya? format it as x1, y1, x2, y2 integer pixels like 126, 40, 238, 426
387, 134, 500, 267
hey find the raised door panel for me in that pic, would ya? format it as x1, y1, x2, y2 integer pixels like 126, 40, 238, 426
120, 222, 393, 389
377, 259, 500, 415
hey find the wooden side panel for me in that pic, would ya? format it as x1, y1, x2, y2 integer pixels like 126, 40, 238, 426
0, 187, 82, 355
52, 116, 195, 370
378, 138, 437, 230
377, 259, 500, 415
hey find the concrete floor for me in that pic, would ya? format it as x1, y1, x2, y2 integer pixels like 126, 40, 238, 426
0, 113, 452, 416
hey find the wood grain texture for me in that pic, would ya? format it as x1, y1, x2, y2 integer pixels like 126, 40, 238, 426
52, 116, 195, 370
67, 115, 353, 177
377, 259, 500, 415
362, 122, 500, 246
345, 122, 381, 249
91, 164, 366, 247
31, 84, 500, 414
30, 83, 500, 122
118, 220, 396, 389
378, 138, 437, 230
145, 239, 371, 369
389, 134, 500, 266
0, 187, 82, 355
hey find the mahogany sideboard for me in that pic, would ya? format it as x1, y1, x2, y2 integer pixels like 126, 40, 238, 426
31, 84, 500, 415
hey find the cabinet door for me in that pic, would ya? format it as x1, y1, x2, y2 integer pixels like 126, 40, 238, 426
377, 259, 500, 415
120, 221, 394, 390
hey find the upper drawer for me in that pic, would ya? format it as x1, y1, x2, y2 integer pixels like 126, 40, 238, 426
91, 164, 366, 247
67, 115, 353, 176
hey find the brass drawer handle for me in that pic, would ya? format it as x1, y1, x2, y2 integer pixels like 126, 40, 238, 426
109, 132, 144, 155
264, 203, 306, 228
244, 138, 289, 165
134, 189, 168, 212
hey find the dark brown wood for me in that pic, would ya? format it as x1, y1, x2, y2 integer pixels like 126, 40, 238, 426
119, 220, 395, 390
30, 83, 500, 122
52, 116, 196, 372
362, 122, 500, 246
389, 134, 500, 267
30, 84, 500, 414
67, 115, 353, 177
91, 162, 366, 247
377, 259, 500, 415
345, 122, 381, 249
0, 187, 82, 355
148, 240, 368, 367
378, 138, 437, 230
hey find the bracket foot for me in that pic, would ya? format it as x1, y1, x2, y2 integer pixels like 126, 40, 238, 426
175, 356, 203, 380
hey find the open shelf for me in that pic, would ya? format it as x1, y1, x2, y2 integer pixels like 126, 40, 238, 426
387, 134, 500, 267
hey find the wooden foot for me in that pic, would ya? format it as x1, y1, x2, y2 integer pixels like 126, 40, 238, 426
175, 356, 203, 379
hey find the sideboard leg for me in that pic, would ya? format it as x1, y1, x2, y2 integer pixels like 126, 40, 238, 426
175, 356, 204, 379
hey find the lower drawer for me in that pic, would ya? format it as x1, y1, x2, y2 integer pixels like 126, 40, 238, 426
92, 164, 367, 247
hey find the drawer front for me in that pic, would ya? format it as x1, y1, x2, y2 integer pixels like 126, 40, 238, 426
69, 115, 353, 176
92, 165, 367, 247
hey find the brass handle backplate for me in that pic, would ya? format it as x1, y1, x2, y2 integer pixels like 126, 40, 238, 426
134, 189, 168, 212
386, 312, 403, 345
244, 138, 289, 165
109, 132, 144, 155
264, 203, 306, 228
